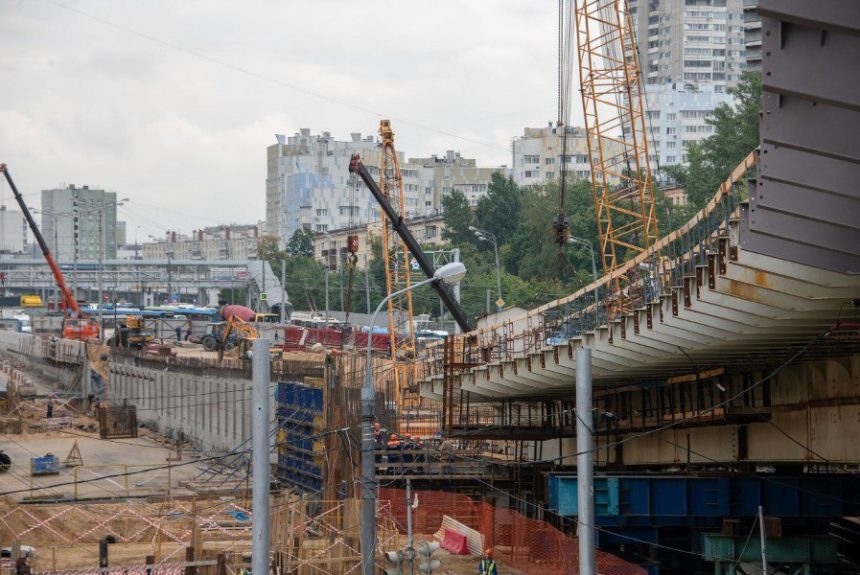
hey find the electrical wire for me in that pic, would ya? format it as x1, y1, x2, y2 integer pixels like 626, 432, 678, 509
41, 0, 509, 154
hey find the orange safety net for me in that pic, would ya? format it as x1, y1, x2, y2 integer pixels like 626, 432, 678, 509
378, 488, 646, 575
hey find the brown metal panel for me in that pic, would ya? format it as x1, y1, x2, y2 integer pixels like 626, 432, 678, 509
743, 4, 860, 275
761, 18, 860, 110
757, 0, 860, 35
759, 144, 858, 200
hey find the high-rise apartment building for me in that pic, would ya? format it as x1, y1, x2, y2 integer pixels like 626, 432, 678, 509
629, 0, 746, 177
630, 0, 746, 90
643, 84, 735, 170
512, 124, 625, 187
0, 206, 27, 254
41, 185, 119, 261
743, 0, 761, 71
266, 129, 507, 245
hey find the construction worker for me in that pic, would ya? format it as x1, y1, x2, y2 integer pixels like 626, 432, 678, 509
478, 549, 497, 575
46, 394, 54, 419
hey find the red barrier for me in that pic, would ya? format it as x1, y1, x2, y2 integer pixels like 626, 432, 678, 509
440, 529, 469, 555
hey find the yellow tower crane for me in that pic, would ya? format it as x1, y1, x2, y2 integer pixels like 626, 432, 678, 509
377, 120, 417, 404
577, 0, 659, 274
556, 0, 659, 288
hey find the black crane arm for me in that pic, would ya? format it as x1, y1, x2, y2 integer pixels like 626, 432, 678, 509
348, 154, 473, 332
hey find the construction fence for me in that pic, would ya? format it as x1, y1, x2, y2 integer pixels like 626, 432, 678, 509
378, 488, 646, 575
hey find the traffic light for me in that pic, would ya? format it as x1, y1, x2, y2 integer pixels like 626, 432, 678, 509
384, 549, 406, 575
416, 541, 441, 575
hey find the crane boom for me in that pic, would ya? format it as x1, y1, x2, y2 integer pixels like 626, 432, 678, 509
0, 164, 79, 313
348, 154, 473, 333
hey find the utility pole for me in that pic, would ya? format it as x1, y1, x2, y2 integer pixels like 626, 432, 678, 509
324, 254, 329, 325
364, 253, 371, 314
758, 505, 768, 574
576, 347, 595, 575
406, 478, 415, 575
97, 207, 104, 342
252, 338, 271, 575
280, 258, 286, 324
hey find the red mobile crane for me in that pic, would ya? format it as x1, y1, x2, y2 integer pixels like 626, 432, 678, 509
0, 164, 101, 341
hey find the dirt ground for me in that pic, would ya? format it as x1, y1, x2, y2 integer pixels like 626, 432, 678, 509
0, 391, 223, 502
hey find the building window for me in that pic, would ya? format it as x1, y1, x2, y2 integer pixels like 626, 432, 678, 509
524, 155, 540, 164
316, 209, 328, 217
315, 224, 328, 233
545, 157, 554, 165
424, 225, 437, 239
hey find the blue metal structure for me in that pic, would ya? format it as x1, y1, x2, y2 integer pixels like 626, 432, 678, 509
275, 381, 324, 493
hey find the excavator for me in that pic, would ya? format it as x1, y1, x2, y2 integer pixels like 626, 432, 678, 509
0, 164, 100, 341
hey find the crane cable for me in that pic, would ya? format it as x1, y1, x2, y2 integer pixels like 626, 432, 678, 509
343, 172, 359, 326
554, 0, 575, 249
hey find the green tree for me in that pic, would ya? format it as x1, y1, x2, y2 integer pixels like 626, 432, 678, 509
440, 189, 475, 245
475, 172, 523, 245
667, 72, 761, 207
287, 228, 315, 258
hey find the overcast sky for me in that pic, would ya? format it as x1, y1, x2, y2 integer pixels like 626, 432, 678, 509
1, 0, 569, 241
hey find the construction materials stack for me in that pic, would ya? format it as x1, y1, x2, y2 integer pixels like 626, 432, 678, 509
276, 381, 324, 493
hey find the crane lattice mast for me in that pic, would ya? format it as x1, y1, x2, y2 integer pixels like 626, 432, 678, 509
575, 0, 659, 274
378, 120, 417, 375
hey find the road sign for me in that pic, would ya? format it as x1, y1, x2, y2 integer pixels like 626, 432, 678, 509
260, 292, 268, 301
496, 298, 505, 309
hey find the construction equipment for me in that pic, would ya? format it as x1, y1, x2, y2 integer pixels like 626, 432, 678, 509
376, 120, 418, 363
113, 316, 155, 349
578, 0, 659, 267
0, 164, 100, 341
349, 151, 472, 333
555, 3, 659, 280
0, 450, 10, 473
199, 306, 259, 353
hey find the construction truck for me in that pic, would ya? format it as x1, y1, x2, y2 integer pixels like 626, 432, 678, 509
197, 305, 259, 353
0, 165, 100, 341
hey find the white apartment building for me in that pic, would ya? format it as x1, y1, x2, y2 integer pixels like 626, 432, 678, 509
0, 206, 27, 254
142, 224, 261, 260
644, 84, 735, 178
630, 0, 746, 90
628, 0, 746, 177
266, 129, 507, 246
512, 124, 625, 187
41, 184, 120, 261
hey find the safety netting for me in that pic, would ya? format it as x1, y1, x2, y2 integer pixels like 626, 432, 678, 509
378, 487, 645, 575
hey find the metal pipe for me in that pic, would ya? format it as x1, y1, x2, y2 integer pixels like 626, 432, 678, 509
758, 505, 768, 574
280, 258, 286, 324
576, 347, 595, 575
98, 208, 104, 341
252, 338, 271, 575
406, 478, 414, 575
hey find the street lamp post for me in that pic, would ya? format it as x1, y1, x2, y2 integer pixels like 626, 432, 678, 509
360, 262, 467, 575
469, 226, 502, 312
